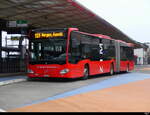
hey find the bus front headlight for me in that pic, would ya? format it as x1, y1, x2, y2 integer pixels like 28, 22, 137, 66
60, 69, 69, 74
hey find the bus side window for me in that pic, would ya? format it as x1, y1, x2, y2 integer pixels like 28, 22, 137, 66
124, 47, 134, 61
70, 31, 81, 63
102, 39, 115, 60
80, 34, 92, 59
90, 37, 101, 61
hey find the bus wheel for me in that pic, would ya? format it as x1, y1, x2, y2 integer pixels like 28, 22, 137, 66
110, 64, 114, 76
126, 64, 129, 72
27, 77, 34, 81
81, 65, 89, 80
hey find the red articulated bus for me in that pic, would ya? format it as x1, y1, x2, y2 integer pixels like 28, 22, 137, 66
27, 28, 134, 80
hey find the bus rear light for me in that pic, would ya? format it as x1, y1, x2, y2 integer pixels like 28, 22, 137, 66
60, 69, 70, 74
28, 69, 34, 74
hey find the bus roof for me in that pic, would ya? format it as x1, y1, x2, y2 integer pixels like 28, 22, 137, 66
94, 34, 113, 40
95, 34, 134, 47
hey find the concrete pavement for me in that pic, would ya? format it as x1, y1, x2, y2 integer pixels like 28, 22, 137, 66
8, 72, 150, 112
10, 78, 150, 112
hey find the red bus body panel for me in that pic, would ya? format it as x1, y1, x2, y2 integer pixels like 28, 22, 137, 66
28, 28, 134, 79
28, 60, 117, 79
120, 61, 134, 71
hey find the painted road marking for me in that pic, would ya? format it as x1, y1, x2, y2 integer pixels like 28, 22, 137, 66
16, 72, 150, 109
0, 79, 26, 86
0, 76, 27, 86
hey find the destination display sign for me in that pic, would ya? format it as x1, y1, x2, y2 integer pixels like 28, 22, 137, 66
34, 32, 65, 39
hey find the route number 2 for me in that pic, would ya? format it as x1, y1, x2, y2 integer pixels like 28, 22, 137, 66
99, 43, 103, 54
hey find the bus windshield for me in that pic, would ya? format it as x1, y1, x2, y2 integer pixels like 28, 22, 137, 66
30, 39, 67, 65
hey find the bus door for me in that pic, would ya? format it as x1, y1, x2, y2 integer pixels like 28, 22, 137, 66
101, 39, 116, 73
120, 46, 133, 71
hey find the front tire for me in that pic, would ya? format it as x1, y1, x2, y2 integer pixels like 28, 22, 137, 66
81, 65, 89, 80
27, 77, 34, 81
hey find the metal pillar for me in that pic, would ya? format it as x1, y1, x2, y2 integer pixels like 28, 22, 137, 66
0, 30, 2, 73
115, 41, 120, 72
0, 30, 1, 59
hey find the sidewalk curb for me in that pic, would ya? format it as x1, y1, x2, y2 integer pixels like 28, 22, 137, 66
0, 78, 26, 86
0, 73, 26, 77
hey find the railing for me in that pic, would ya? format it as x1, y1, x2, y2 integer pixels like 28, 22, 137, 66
0, 58, 27, 73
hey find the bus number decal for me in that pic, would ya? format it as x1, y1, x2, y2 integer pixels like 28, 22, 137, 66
99, 43, 103, 55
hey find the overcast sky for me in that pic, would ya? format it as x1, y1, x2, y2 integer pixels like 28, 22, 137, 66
76, 0, 150, 43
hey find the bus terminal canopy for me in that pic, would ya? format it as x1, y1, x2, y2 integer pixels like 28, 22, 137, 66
0, 0, 144, 48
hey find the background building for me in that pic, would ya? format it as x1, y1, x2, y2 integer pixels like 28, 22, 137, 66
134, 43, 149, 65
145, 42, 150, 64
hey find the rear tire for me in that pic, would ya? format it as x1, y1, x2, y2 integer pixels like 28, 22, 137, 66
126, 64, 129, 72
109, 64, 114, 75
81, 65, 89, 80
